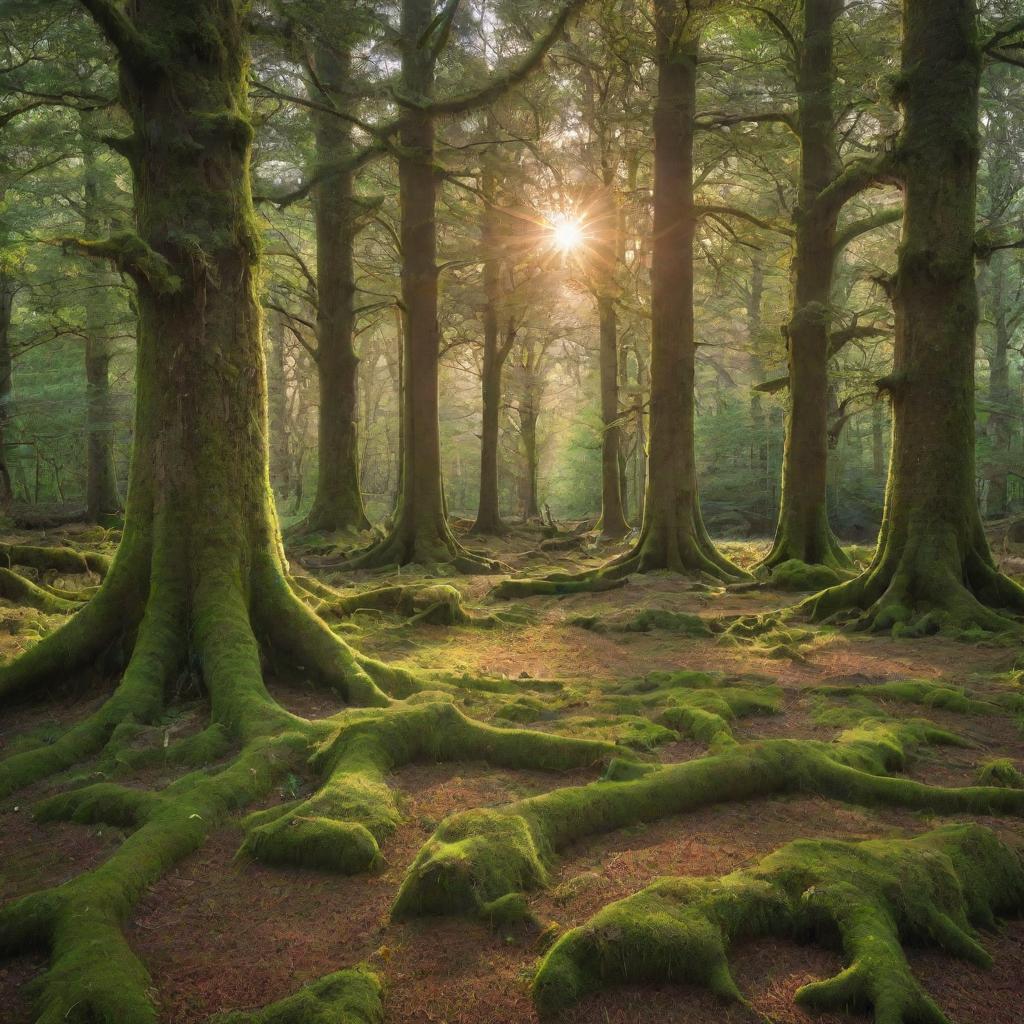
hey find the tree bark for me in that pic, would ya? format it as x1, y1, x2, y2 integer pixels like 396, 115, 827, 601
340, 0, 499, 570
0, 271, 14, 509
986, 252, 1012, 518
303, 41, 370, 534
266, 306, 292, 501
761, 0, 849, 572
597, 291, 629, 537
81, 117, 121, 520
806, 0, 1024, 632
606, 3, 743, 580
471, 160, 511, 535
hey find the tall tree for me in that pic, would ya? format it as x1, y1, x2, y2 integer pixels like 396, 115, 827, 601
602, 0, 744, 579
806, 0, 1024, 631
757, 0, 899, 575
300, 38, 371, 535
340, 0, 583, 570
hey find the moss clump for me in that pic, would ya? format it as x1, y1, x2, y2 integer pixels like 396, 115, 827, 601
813, 678, 1002, 716
210, 965, 383, 1023
532, 824, 1024, 1019
976, 758, 1024, 789
765, 559, 848, 591
568, 608, 711, 636
491, 573, 628, 599
394, 719, 1024, 923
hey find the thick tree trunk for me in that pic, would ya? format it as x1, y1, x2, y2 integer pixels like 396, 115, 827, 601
304, 42, 370, 535
81, 120, 120, 520
806, 0, 1024, 632
762, 0, 849, 573
608, 5, 742, 580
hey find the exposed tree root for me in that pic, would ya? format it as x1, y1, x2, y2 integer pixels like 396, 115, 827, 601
800, 540, 1024, 637
811, 678, 1022, 717
308, 522, 509, 576
392, 718, 1023, 921
492, 572, 628, 599
208, 965, 383, 1023
568, 607, 713, 636
489, 519, 751, 599
0, 567, 83, 614
759, 557, 853, 591
532, 823, 1024, 1022
0, 542, 111, 578
239, 702, 615, 874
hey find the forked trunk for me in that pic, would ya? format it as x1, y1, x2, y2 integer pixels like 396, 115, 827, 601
806, 0, 1024, 632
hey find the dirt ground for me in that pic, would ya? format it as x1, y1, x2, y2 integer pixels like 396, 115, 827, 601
1, 525, 1023, 1024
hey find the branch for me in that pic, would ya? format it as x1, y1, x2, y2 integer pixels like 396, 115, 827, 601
60, 232, 180, 295
694, 110, 797, 135
412, 0, 585, 117
695, 204, 794, 237
833, 206, 902, 255
814, 152, 900, 221
76, 0, 161, 76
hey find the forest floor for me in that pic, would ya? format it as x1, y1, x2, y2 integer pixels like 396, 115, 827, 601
1, 522, 1023, 1023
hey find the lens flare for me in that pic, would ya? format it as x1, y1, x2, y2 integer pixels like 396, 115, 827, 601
551, 215, 584, 252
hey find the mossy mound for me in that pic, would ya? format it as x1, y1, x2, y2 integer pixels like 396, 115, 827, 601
764, 558, 848, 591
813, 678, 1005, 716
532, 824, 1024, 1021
568, 608, 712, 636
210, 965, 383, 1023
977, 758, 1024, 789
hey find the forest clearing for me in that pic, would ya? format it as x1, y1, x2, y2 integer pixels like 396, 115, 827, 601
2, 1, 1024, 1023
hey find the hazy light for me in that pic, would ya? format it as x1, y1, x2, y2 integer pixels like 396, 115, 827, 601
551, 215, 585, 252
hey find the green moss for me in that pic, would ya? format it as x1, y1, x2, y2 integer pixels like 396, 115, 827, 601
492, 573, 628, 598
241, 702, 614, 875
393, 719, 1024, 923
765, 558, 848, 591
569, 608, 711, 636
976, 758, 1024, 789
532, 824, 1024, 1020
209, 966, 383, 1024
813, 678, 1002, 716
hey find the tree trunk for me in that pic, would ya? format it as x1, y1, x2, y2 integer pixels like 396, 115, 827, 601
597, 292, 629, 537
608, 4, 742, 580
519, 398, 540, 521
806, 0, 1024, 632
81, 117, 121, 520
0, 271, 14, 509
266, 306, 292, 501
986, 252, 1012, 518
471, 162, 508, 535
761, 0, 849, 573
341, 0, 498, 570
304, 41, 370, 534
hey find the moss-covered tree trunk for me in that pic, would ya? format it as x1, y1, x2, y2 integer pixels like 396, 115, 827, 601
81, 120, 121, 520
806, 0, 1024, 632
302, 41, 370, 535
0, 0, 389, 728
608, 3, 742, 580
761, 0, 849, 574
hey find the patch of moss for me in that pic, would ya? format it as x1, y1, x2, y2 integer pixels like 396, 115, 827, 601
569, 608, 711, 636
210, 965, 383, 1023
532, 824, 1024, 1020
393, 719, 1023, 923
976, 758, 1024, 789
813, 678, 1002, 716
765, 558, 848, 591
